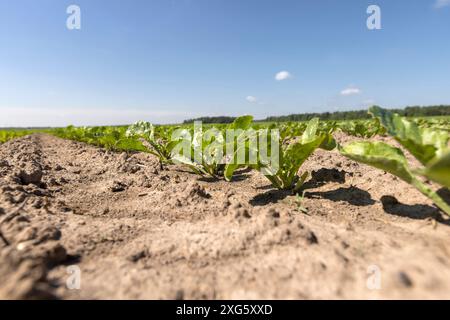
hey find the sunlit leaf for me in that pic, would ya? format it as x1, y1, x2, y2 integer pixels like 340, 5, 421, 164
339, 141, 414, 183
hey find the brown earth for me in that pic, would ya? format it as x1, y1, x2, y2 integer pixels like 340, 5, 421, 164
1, 133, 450, 300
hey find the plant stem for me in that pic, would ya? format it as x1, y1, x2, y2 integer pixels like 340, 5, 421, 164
265, 174, 282, 190
412, 177, 450, 217
293, 172, 309, 193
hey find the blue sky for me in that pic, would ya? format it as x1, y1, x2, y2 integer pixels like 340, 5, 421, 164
1, 0, 450, 126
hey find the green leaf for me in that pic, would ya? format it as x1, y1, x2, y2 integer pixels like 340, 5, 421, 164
369, 106, 448, 165
319, 133, 336, 151
226, 118, 328, 190
229, 115, 254, 131
126, 121, 155, 141
421, 150, 450, 188
222, 117, 256, 180
171, 154, 208, 175
421, 129, 450, 159
301, 118, 319, 143
224, 163, 242, 181
283, 137, 323, 174
293, 172, 309, 193
339, 141, 414, 183
223, 136, 258, 181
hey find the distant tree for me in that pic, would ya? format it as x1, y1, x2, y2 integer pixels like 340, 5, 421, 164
183, 116, 236, 124
183, 105, 450, 124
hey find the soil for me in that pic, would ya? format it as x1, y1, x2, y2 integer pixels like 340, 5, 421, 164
1, 133, 450, 300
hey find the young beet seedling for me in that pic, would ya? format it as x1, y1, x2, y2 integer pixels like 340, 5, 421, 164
171, 115, 254, 177
225, 118, 336, 192
339, 106, 450, 216
126, 121, 178, 169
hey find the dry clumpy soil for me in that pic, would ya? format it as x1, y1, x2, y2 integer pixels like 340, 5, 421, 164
1, 133, 450, 300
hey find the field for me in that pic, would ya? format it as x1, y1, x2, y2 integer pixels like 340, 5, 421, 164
1, 108, 450, 299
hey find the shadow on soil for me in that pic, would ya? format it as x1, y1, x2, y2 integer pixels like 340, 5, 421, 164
250, 189, 292, 206
305, 186, 376, 206
437, 188, 450, 205
250, 168, 353, 206
199, 167, 252, 183
381, 195, 450, 225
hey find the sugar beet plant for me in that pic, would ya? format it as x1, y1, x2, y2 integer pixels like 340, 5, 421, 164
126, 121, 180, 169
0, 130, 32, 144
339, 106, 450, 216
338, 119, 385, 138
170, 115, 254, 177
52, 125, 146, 152
225, 118, 336, 192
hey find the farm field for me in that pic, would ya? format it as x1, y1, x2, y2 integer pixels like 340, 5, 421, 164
1, 108, 450, 299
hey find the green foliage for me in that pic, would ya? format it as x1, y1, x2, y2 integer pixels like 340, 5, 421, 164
0, 130, 32, 144
172, 115, 254, 177
420, 150, 450, 189
225, 118, 336, 191
126, 121, 180, 168
339, 141, 414, 184
370, 106, 449, 165
52, 126, 146, 152
337, 119, 385, 138
339, 107, 450, 216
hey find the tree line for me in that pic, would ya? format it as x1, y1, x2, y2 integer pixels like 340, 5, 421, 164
183, 105, 450, 124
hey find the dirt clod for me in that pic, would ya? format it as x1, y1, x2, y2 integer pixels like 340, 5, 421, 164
18, 167, 43, 185
110, 181, 127, 192
397, 271, 414, 288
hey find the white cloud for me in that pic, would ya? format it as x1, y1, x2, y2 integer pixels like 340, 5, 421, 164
246, 96, 257, 103
275, 71, 292, 81
434, 0, 450, 8
340, 86, 361, 96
